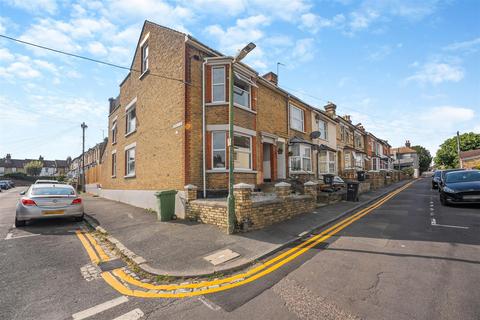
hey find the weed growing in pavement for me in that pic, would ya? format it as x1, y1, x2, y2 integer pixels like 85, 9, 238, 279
145, 208, 157, 215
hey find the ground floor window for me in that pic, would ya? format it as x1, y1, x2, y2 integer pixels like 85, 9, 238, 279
290, 144, 312, 172
372, 157, 379, 171
212, 131, 226, 169
233, 133, 252, 169
125, 147, 135, 176
344, 151, 352, 169
111, 152, 116, 177
318, 150, 336, 174
354, 152, 364, 170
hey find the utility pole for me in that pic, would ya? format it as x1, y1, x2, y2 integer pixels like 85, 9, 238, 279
81, 122, 88, 192
456, 131, 462, 168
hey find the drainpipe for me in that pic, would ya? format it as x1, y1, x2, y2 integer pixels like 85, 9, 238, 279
286, 94, 290, 178
202, 60, 207, 198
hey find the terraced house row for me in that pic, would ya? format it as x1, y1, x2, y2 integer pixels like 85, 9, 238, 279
91, 21, 394, 214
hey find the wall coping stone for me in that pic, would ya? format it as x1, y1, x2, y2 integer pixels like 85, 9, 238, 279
304, 181, 318, 186
274, 182, 291, 187
184, 184, 198, 190
234, 183, 254, 190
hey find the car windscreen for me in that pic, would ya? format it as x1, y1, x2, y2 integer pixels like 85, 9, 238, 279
445, 171, 480, 183
31, 187, 75, 196
434, 171, 441, 177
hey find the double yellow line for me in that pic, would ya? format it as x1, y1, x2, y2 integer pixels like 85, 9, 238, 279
76, 181, 414, 298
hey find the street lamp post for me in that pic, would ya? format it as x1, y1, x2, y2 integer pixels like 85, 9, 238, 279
227, 42, 256, 234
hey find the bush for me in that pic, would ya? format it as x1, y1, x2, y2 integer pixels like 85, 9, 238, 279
402, 167, 414, 176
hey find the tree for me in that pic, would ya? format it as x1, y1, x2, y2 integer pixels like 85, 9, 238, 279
411, 145, 432, 173
434, 132, 480, 169
24, 160, 43, 176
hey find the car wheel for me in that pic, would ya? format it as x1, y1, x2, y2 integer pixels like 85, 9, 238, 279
74, 213, 84, 222
440, 195, 448, 206
15, 217, 26, 227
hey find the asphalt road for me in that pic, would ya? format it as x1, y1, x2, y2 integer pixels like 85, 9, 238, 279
1, 179, 479, 319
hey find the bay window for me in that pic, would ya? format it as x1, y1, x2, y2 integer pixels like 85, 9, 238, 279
212, 66, 225, 102
233, 73, 251, 108
233, 134, 251, 169
290, 105, 304, 132
290, 144, 311, 172
212, 131, 226, 169
319, 150, 336, 174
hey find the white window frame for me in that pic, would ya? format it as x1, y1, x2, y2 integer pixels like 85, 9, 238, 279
111, 150, 117, 178
318, 150, 336, 174
212, 66, 226, 103
212, 131, 226, 169
318, 119, 327, 140
372, 157, 379, 171
290, 143, 312, 173
233, 73, 251, 109
111, 120, 117, 144
233, 133, 252, 170
290, 105, 304, 132
126, 105, 136, 135
124, 145, 136, 177
344, 151, 353, 169
141, 43, 149, 74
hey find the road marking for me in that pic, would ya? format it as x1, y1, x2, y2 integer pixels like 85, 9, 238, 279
198, 296, 221, 311
76, 231, 100, 264
72, 296, 128, 320
78, 181, 415, 298
4, 233, 40, 240
433, 223, 469, 229
112, 308, 144, 320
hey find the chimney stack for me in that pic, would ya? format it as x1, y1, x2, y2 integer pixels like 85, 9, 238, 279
5, 154, 11, 164
405, 140, 411, 148
262, 72, 278, 86
343, 115, 351, 123
324, 102, 337, 118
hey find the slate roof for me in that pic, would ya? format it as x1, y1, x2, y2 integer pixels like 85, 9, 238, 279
391, 146, 417, 154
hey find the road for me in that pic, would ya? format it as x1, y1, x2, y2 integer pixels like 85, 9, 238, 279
1, 178, 479, 319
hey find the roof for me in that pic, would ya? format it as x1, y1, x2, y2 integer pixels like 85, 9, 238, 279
460, 148, 480, 159
391, 146, 417, 154
0, 158, 68, 168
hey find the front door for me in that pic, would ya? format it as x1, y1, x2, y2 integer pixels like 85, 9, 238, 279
263, 143, 271, 181
277, 141, 286, 179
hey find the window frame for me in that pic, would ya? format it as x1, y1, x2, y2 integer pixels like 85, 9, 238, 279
289, 143, 312, 173
126, 105, 136, 135
111, 151, 117, 178
290, 105, 305, 132
141, 42, 149, 74
317, 119, 327, 140
212, 131, 226, 170
111, 120, 117, 144
125, 147, 136, 177
233, 73, 251, 109
212, 66, 226, 103
233, 133, 252, 170
318, 150, 336, 174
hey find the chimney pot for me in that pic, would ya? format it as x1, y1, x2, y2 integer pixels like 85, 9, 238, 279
262, 72, 278, 86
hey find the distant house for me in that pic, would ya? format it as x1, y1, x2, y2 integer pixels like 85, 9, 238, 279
0, 154, 70, 177
460, 149, 480, 169
390, 141, 419, 178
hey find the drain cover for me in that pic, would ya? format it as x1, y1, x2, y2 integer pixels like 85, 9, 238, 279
98, 259, 127, 272
204, 249, 240, 266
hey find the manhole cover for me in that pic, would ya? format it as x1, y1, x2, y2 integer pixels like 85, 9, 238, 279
204, 249, 240, 266
98, 259, 127, 272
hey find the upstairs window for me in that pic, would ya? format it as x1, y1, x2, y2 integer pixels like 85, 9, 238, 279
290, 105, 304, 132
233, 73, 251, 108
318, 119, 327, 140
126, 105, 136, 135
212, 66, 225, 102
212, 131, 226, 169
141, 43, 149, 73
354, 134, 362, 148
233, 134, 252, 169
111, 120, 117, 144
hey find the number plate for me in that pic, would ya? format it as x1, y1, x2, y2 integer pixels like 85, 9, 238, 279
43, 210, 65, 215
463, 195, 480, 200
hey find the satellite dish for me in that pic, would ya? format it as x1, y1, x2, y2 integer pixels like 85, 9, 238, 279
310, 131, 321, 139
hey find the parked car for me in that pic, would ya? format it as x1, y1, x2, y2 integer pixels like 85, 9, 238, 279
432, 170, 442, 189
438, 169, 465, 190
0, 181, 10, 190
439, 170, 480, 206
34, 179, 59, 184
15, 184, 84, 227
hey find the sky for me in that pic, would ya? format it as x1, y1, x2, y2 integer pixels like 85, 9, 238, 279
0, 0, 479, 161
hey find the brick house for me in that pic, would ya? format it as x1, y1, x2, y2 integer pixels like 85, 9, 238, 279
313, 103, 338, 177
460, 149, 480, 169
391, 141, 419, 177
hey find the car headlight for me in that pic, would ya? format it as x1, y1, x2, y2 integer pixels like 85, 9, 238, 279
443, 187, 456, 193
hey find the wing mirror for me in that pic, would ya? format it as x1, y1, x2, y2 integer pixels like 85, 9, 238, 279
19, 191, 26, 195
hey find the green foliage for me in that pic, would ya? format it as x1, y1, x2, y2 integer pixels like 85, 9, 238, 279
24, 160, 43, 176
402, 167, 414, 176
411, 145, 432, 173
434, 132, 480, 169
3, 172, 29, 180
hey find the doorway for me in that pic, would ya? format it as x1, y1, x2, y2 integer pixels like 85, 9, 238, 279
277, 141, 286, 179
263, 143, 272, 181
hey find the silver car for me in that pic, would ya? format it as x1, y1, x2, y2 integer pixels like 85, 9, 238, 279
15, 184, 84, 227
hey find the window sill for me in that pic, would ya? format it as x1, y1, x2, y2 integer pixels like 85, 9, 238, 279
139, 69, 149, 80
124, 174, 136, 179
289, 170, 314, 174
125, 130, 136, 138
206, 169, 257, 174
111, 175, 116, 179
290, 127, 306, 134
206, 102, 227, 106
234, 103, 256, 114
112, 142, 117, 146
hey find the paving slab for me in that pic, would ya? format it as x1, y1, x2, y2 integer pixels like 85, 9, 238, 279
83, 180, 411, 277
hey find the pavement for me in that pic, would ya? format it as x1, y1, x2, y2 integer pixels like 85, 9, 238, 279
82, 180, 411, 277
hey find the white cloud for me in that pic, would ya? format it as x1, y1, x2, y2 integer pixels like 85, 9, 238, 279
420, 106, 475, 124
0, 56, 41, 79
349, 9, 380, 31
87, 41, 108, 56
0, 48, 15, 61
406, 62, 464, 85
4, 0, 58, 14
291, 38, 315, 63
300, 13, 345, 34
250, 0, 311, 21
182, 0, 246, 16
444, 37, 480, 54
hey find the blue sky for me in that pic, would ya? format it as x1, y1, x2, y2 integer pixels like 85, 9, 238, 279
0, 0, 479, 160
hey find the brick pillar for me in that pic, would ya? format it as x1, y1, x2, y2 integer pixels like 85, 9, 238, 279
233, 183, 254, 231
303, 181, 318, 199
275, 181, 291, 199
184, 184, 198, 202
